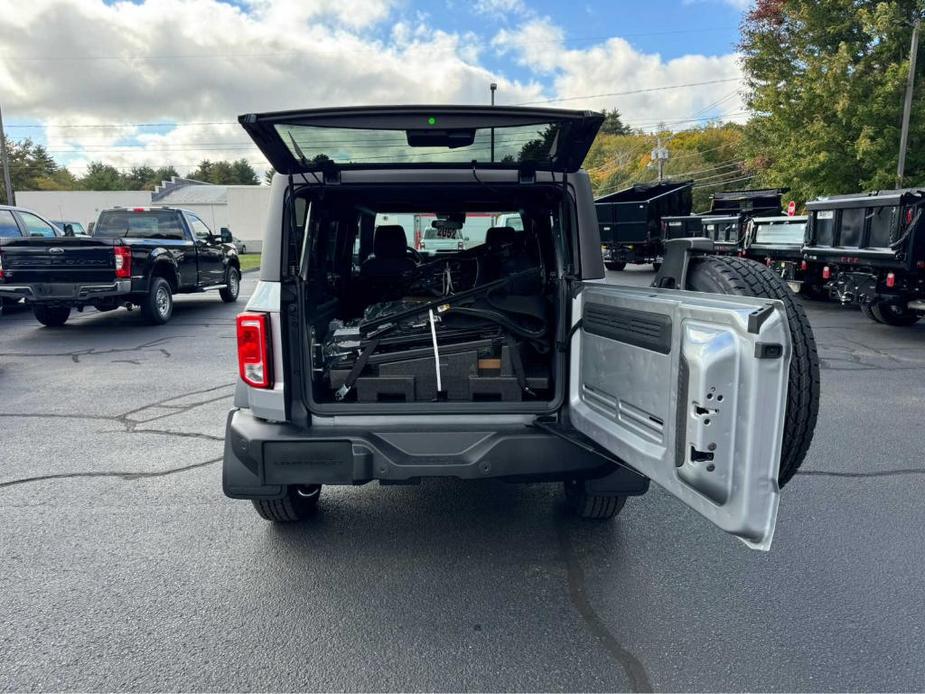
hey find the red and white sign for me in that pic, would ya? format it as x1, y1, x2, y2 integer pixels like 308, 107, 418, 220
787, 200, 797, 217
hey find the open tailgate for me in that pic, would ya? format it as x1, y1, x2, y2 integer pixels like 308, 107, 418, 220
239, 105, 603, 174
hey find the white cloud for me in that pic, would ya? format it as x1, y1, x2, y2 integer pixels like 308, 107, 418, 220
0, 1, 746, 175
683, 0, 752, 10
492, 18, 746, 130
473, 0, 528, 17
0, 0, 544, 174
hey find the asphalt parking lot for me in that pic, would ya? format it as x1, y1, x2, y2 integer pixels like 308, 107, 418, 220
2, 267, 924, 692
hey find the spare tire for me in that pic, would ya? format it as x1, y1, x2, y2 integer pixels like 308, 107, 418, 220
686, 255, 820, 487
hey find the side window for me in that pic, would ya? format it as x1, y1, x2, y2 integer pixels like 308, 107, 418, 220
839, 208, 865, 247
188, 216, 212, 241
813, 210, 835, 245
0, 210, 22, 237
867, 206, 897, 248
18, 212, 58, 238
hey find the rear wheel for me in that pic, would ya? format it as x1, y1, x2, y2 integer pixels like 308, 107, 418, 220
141, 276, 173, 325
870, 300, 921, 327
251, 485, 321, 522
563, 480, 627, 520
686, 255, 820, 487
32, 304, 71, 327
220, 266, 240, 303
860, 303, 882, 323
605, 261, 626, 272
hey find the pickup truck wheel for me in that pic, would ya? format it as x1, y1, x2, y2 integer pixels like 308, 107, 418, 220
605, 261, 626, 272
251, 485, 321, 522
686, 255, 820, 487
32, 304, 71, 327
141, 277, 173, 325
563, 480, 627, 520
220, 267, 240, 303
870, 301, 921, 326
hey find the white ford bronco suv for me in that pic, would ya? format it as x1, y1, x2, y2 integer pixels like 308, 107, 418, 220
223, 106, 819, 550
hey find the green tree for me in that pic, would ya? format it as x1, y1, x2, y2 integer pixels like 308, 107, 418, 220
584, 123, 749, 211
599, 109, 631, 136
78, 162, 126, 190
0, 136, 76, 203
264, 167, 276, 185
740, 0, 925, 202
190, 158, 259, 184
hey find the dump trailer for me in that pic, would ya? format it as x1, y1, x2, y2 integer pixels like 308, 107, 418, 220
595, 180, 693, 271
804, 189, 925, 325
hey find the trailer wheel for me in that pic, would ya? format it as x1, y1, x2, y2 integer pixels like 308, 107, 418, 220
871, 301, 921, 327
860, 303, 882, 323
605, 261, 626, 272
686, 256, 820, 487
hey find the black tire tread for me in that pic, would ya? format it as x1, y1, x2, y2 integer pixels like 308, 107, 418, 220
687, 255, 820, 487
220, 267, 240, 303
251, 486, 319, 522
141, 276, 173, 325
564, 481, 627, 520
605, 261, 627, 272
33, 305, 71, 327
870, 301, 920, 326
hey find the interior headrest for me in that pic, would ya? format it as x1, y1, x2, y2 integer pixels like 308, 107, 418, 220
374, 225, 408, 258
486, 226, 517, 247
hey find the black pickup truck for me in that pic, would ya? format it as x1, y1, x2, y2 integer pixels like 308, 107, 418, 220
0, 206, 242, 326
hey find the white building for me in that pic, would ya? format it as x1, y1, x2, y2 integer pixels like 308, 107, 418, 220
16, 178, 271, 252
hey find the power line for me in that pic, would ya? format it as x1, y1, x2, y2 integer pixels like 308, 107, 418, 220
514, 78, 741, 106
693, 173, 756, 189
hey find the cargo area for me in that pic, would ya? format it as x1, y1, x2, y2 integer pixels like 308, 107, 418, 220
292, 183, 568, 412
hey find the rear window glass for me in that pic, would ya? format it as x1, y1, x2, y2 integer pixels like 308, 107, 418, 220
423, 228, 462, 240
755, 221, 806, 245
813, 210, 835, 245
278, 122, 563, 166
867, 206, 897, 248
94, 210, 185, 239
0, 210, 21, 237
839, 208, 864, 247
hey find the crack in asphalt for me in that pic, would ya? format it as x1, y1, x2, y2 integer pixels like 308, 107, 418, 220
800, 468, 925, 479
0, 383, 232, 492
556, 524, 653, 692
0, 457, 222, 490
0, 336, 183, 363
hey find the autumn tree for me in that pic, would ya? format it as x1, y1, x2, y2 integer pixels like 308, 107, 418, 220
740, 0, 925, 202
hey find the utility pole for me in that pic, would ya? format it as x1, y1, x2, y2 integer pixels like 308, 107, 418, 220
0, 101, 13, 206
652, 129, 669, 183
897, 18, 920, 188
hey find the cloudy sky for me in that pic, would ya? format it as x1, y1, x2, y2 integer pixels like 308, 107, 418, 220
0, 0, 750, 177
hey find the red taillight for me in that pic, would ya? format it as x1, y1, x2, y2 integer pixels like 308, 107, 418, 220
132, 207, 147, 213
236, 312, 272, 388
414, 229, 422, 250
114, 246, 132, 278
801, 260, 808, 271
0, 253, 5, 281
886, 272, 896, 288
822, 266, 831, 280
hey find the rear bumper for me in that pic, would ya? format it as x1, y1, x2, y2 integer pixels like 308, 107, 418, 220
0, 279, 131, 303
223, 409, 649, 499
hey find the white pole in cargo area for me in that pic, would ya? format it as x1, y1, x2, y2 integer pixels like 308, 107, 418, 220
0, 101, 14, 206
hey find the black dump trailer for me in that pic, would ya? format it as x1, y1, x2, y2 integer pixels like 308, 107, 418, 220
701, 188, 789, 255
595, 180, 693, 271
741, 215, 826, 297
657, 188, 789, 257
804, 189, 925, 326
